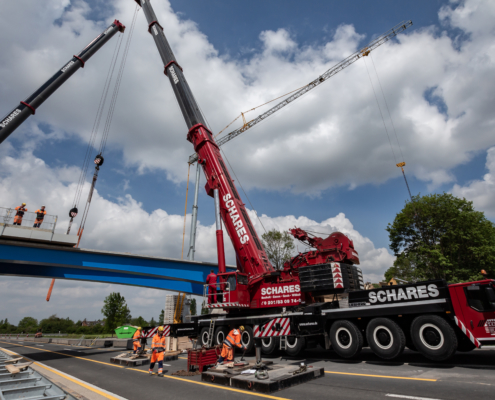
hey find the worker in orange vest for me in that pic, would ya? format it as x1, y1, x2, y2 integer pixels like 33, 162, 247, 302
132, 327, 143, 354
33, 206, 47, 228
149, 326, 167, 376
217, 326, 246, 364
206, 269, 217, 304
13, 203, 27, 225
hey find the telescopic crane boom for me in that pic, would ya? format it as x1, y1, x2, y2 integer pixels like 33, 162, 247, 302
0, 20, 126, 145
188, 20, 412, 164
135, 0, 274, 283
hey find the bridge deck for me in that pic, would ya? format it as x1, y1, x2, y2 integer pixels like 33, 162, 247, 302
0, 240, 232, 295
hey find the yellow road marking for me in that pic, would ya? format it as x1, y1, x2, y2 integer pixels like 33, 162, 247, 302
1, 347, 122, 400
325, 371, 437, 382
0, 341, 124, 369
127, 367, 290, 399
1, 342, 289, 400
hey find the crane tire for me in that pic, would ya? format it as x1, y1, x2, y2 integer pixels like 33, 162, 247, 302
213, 327, 228, 346
261, 336, 279, 355
366, 318, 405, 360
329, 320, 363, 359
411, 315, 458, 361
199, 327, 210, 347
285, 336, 306, 356
241, 325, 255, 353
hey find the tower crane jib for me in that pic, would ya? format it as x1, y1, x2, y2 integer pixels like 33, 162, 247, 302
188, 20, 412, 164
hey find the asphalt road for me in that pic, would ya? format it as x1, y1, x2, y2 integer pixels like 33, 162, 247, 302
1, 339, 494, 400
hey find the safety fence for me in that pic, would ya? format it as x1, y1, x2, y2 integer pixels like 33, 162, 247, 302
0, 206, 57, 232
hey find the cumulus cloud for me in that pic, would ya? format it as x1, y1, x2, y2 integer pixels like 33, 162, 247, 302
0, 147, 393, 323
1, 0, 494, 196
1, 0, 495, 323
451, 147, 495, 217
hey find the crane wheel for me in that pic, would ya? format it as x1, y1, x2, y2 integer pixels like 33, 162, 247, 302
241, 326, 255, 353
199, 327, 210, 347
410, 315, 457, 361
261, 336, 279, 355
366, 318, 405, 360
329, 320, 363, 358
285, 336, 306, 356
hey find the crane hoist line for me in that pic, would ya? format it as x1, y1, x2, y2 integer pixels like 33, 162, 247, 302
188, 20, 413, 164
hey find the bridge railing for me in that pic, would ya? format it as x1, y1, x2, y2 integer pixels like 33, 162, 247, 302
0, 206, 58, 233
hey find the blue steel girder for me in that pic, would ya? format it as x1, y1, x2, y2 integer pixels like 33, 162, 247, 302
0, 241, 228, 295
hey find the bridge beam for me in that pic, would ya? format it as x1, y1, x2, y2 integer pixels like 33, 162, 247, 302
0, 240, 232, 295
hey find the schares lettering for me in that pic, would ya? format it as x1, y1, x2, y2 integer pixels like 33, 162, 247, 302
223, 194, 249, 244
368, 284, 440, 303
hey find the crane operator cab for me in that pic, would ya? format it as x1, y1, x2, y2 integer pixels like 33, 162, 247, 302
204, 271, 250, 309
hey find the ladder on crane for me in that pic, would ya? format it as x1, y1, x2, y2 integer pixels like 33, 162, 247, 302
206, 319, 216, 348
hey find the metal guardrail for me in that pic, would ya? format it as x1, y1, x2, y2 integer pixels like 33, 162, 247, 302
0, 206, 57, 232
203, 282, 231, 303
0, 348, 76, 400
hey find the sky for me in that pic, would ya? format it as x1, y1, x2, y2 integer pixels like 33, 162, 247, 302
1, 0, 494, 325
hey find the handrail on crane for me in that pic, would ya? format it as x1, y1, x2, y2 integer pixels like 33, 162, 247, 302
188, 20, 413, 164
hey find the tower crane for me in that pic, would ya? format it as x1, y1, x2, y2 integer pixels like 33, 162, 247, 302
0, 20, 125, 145
185, 20, 412, 260
188, 20, 412, 164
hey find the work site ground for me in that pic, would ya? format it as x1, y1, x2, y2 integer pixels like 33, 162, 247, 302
1, 339, 494, 400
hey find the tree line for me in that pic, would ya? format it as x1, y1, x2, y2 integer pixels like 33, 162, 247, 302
0, 293, 198, 334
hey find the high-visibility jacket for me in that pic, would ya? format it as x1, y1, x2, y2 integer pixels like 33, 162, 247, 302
224, 329, 242, 348
206, 273, 217, 285
35, 210, 47, 220
132, 330, 141, 341
151, 333, 166, 352
15, 206, 27, 217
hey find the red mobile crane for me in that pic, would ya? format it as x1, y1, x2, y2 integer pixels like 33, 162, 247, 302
136, 0, 495, 361
0, 20, 125, 145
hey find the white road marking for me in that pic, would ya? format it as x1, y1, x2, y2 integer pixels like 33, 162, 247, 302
386, 395, 440, 400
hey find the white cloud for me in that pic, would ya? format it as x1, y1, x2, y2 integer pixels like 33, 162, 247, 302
1, 0, 494, 196
451, 146, 495, 217
0, 148, 393, 323
1, 0, 495, 323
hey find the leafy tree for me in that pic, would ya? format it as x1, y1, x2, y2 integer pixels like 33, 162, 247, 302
130, 316, 148, 328
17, 317, 38, 333
149, 317, 157, 327
190, 298, 197, 316
261, 229, 295, 270
158, 310, 164, 325
101, 293, 131, 334
0, 318, 16, 334
200, 300, 208, 315
39, 315, 75, 334
387, 193, 495, 282
384, 253, 426, 283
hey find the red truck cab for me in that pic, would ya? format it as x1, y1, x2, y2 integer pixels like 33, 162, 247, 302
449, 279, 495, 347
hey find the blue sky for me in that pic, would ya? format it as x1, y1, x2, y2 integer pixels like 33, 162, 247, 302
1, 0, 495, 323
